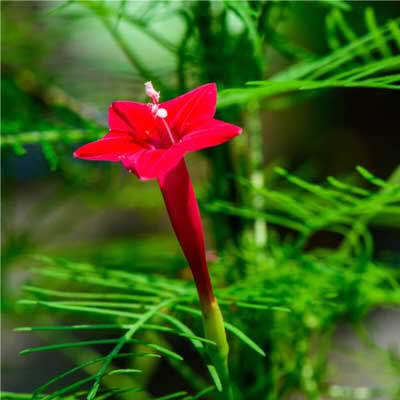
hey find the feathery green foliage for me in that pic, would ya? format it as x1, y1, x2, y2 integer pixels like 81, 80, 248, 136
12, 164, 400, 399
219, 9, 400, 107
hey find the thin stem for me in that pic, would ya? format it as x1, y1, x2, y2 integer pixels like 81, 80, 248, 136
247, 101, 267, 248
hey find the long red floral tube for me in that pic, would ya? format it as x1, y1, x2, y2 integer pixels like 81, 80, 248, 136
158, 159, 214, 308
74, 82, 242, 396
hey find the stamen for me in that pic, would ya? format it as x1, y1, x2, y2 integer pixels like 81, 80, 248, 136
145, 81, 160, 104
156, 108, 168, 118
151, 104, 158, 114
144, 81, 175, 145
161, 118, 176, 145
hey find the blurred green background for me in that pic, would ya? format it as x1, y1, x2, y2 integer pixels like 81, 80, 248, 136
2, 1, 400, 399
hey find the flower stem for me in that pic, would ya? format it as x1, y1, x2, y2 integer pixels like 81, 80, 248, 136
202, 300, 233, 400
157, 160, 232, 398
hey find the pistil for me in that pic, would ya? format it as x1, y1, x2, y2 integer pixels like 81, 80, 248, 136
161, 118, 176, 145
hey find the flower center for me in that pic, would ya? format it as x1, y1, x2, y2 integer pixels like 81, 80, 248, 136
145, 81, 176, 145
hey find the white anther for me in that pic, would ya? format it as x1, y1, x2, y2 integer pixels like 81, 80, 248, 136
145, 81, 160, 103
156, 108, 168, 118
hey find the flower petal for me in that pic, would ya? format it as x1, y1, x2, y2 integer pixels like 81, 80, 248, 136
73, 131, 142, 162
180, 119, 242, 153
109, 101, 161, 143
161, 83, 217, 138
121, 147, 185, 180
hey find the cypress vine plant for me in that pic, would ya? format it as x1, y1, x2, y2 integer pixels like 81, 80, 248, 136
2, 1, 400, 399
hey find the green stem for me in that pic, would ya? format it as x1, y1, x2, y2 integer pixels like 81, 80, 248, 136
202, 300, 233, 400
247, 101, 267, 248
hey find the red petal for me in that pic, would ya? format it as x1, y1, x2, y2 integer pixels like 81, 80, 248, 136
109, 101, 161, 143
73, 131, 142, 162
157, 160, 214, 307
121, 147, 185, 180
161, 83, 217, 138
180, 119, 242, 152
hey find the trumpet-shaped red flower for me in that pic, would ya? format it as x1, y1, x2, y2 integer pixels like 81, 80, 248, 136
74, 82, 241, 312
75, 83, 241, 394
74, 83, 241, 180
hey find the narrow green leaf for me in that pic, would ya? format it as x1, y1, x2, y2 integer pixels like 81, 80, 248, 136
46, 0, 75, 16
224, 321, 266, 357
107, 269, 187, 295
327, 176, 372, 196
20, 339, 128, 355
41, 376, 95, 400
330, 9, 371, 63
35, 300, 143, 309
146, 343, 183, 361
356, 166, 387, 187
206, 365, 222, 392
204, 201, 310, 234
40, 141, 58, 171
20, 338, 182, 361
94, 387, 143, 400
37, 267, 176, 298
330, 56, 400, 82
175, 305, 266, 357
275, 167, 357, 205
15, 322, 213, 344
236, 302, 290, 312
0, 393, 41, 400
15, 324, 132, 332
155, 391, 188, 400
186, 386, 216, 400
326, 10, 342, 52
18, 300, 141, 319
389, 20, 400, 47
23, 285, 159, 303
155, 313, 204, 350
316, 0, 351, 11
12, 139, 27, 155
365, 7, 392, 59
106, 369, 142, 376
32, 353, 153, 396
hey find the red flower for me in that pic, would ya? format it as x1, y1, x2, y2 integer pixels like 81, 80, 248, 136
74, 83, 241, 180
75, 83, 241, 392
75, 83, 241, 314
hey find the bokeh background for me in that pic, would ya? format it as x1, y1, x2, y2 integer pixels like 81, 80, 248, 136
2, 1, 400, 399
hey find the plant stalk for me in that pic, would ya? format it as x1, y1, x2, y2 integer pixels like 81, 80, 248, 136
247, 101, 267, 249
